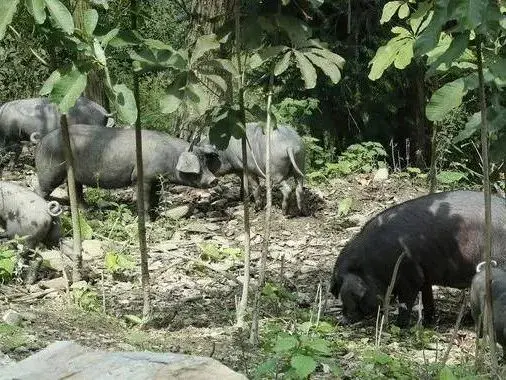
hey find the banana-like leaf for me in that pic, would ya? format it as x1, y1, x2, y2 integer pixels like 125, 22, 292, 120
294, 50, 317, 89
112, 84, 137, 125
26, 0, 46, 25
305, 52, 341, 84
191, 34, 220, 65
44, 0, 74, 34
50, 68, 87, 113
0, 0, 20, 40
274, 50, 292, 76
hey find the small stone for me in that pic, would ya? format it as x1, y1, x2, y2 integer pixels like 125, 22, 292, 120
347, 214, 368, 227
373, 167, 389, 182
211, 199, 227, 208
164, 205, 191, 220
39, 250, 64, 271
205, 223, 220, 232
39, 277, 67, 291
82, 240, 104, 260
3, 309, 23, 326
70, 280, 88, 290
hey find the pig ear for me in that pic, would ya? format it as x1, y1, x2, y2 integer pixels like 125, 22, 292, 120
344, 273, 367, 299
176, 152, 201, 174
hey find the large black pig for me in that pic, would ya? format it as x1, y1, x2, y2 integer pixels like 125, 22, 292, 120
0, 181, 61, 248
470, 261, 506, 361
35, 124, 219, 220
330, 190, 506, 327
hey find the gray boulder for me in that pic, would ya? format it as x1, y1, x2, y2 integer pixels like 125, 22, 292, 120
0, 341, 246, 380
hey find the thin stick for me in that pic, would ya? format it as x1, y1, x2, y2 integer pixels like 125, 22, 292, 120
441, 290, 467, 366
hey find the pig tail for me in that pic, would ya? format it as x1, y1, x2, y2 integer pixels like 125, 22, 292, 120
47, 200, 62, 217
476, 260, 498, 273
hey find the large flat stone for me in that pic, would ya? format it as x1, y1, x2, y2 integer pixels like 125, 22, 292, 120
0, 341, 246, 380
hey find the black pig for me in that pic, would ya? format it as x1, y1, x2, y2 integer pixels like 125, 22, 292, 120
35, 124, 219, 220
330, 190, 506, 327
470, 261, 506, 361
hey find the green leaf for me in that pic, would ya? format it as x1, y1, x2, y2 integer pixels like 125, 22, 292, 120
398, 3, 410, 19
201, 74, 227, 92
112, 84, 137, 125
108, 29, 143, 48
425, 78, 466, 121
426, 32, 469, 77
488, 58, 506, 81
368, 36, 411, 80
305, 52, 341, 84
393, 39, 414, 69
273, 335, 298, 353
93, 39, 107, 66
305, 338, 332, 355
436, 171, 466, 185
99, 27, 120, 47
276, 15, 311, 47
40, 70, 61, 96
308, 48, 345, 69
380, 1, 403, 24
160, 74, 185, 114
274, 50, 292, 76
337, 197, 352, 217
0, 0, 20, 40
26, 0, 46, 24
191, 33, 220, 65
185, 79, 209, 116
454, 111, 480, 142
290, 355, 317, 379
50, 68, 87, 113
210, 58, 239, 77
78, 214, 93, 240
250, 45, 287, 69
414, 0, 450, 57
294, 50, 317, 89
409, 1, 432, 34
209, 108, 242, 150
84, 9, 98, 35
255, 359, 277, 377
44, 0, 74, 35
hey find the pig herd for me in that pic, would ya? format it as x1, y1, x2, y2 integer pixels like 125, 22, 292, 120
2, 96, 506, 356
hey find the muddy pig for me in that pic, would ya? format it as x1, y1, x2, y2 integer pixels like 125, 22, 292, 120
35, 124, 219, 220
470, 261, 506, 361
330, 190, 506, 327
211, 122, 305, 214
0, 96, 113, 163
0, 181, 61, 248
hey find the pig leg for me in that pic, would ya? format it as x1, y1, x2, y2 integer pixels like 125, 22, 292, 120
421, 282, 435, 324
280, 180, 292, 215
144, 179, 161, 222
295, 175, 304, 215
75, 183, 86, 207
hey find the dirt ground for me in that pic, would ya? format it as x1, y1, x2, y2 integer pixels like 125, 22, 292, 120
0, 157, 495, 378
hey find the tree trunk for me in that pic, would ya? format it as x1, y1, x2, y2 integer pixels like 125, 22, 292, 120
131, 0, 151, 323
234, 0, 251, 329
410, 62, 429, 168
477, 40, 497, 372
60, 114, 82, 282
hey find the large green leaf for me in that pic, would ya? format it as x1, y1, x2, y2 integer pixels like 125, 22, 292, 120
0, 0, 20, 40
93, 39, 106, 66
39, 70, 61, 96
84, 9, 98, 35
290, 355, 317, 379
368, 36, 411, 80
191, 33, 220, 65
209, 58, 239, 77
159, 74, 186, 114
426, 31, 469, 77
112, 84, 137, 125
250, 45, 287, 69
209, 108, 243, 150
409, 1, 432, 34
274, 50, 292, 76
26, 0, 46, 24
426, 78, 466, 121
200, 73, 227, 92
393, 39, 414, 69
294, 50, 317, 89
185, 79, 209, 116
414, 0, 450, 57
308, 47, 345, 68
380, 1, 403, 24
50, 68, 87, 113
449, 0, 488, 30
108, 29, 143, 48
44, 0, 74, 34
276, 15, 311, 47
305, 52, 341, 84
398, 3, 410, 19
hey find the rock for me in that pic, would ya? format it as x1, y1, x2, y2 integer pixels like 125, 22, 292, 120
3, 309, 23, 326
39, 277, 67, 291
0, 352, 14, 368
211, 199, 227, 208
49, 187, 68, 200
182, 222, 209, 234
164, 205, 192, 220
0, 341, 247, 379
373, 167, 389, 182
205, 223, 220, 232
82, 239, 105, 260
347, 214, 368, 227
39, 250, 64, 271
70, 280, 88, 290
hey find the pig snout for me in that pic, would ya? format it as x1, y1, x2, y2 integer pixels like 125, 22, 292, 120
201, 172, 218, 188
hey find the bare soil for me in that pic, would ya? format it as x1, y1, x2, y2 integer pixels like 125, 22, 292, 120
0, 158, 489, 377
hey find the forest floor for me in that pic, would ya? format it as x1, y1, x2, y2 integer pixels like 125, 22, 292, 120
0, 156, 500, 379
